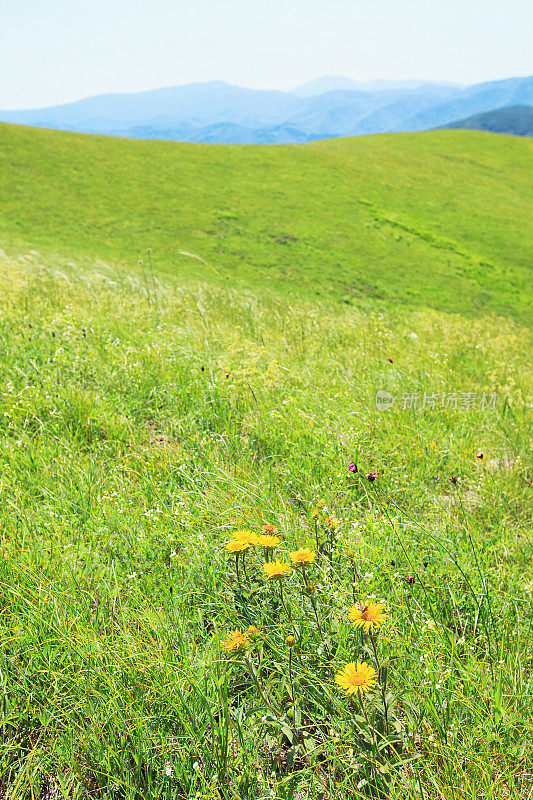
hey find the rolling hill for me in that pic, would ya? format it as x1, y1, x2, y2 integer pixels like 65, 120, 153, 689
442, 105, 533, 137
0, 122, 531, 322
0, 76, 531, 143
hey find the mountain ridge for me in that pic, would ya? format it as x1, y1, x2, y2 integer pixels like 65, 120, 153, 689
1, 75, 532, 144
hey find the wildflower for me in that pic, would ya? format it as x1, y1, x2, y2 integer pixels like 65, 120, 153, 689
311, 509, 320, 518
226, 539, 249, 553
261, 524, 278, 534
164, 763, 173, 777
450, 475, 458, 484
233, 529, 259, 546
257, 534, 280, 549
405, 575, 415, 585
387, 358, 393, 363
348, 462, 358, 473
285, 635, 296, 647
263, 561, 292, 579
290, 547, 315, 564
246, 625, 259, 640
318, 498, 326, 508
224, 372, 230, 379
326, 515, 339, 529
476, 451, 484, 459
364, 471, 378, 482
348, 602, 388, 633
200, 366, 204, 372
221, 629, 248, 653
335, 661, 377, 695
305, 582, 316, 595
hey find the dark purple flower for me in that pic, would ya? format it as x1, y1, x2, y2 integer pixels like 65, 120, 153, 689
200, 366, 205, 372
450, 475, 458, 484
390, 560, 396, 567
405, 575, 415, 585
348, 462, 358, 474
476, 451, 484, 460
388, 358, 393, 363
364, 471, 378, 482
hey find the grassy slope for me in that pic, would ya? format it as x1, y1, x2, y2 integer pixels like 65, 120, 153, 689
0, 250, 531, 799
0, 127, 532, 797
0, 123, 532, 321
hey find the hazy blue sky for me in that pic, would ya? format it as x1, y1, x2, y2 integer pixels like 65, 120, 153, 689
1, 0, 531, 108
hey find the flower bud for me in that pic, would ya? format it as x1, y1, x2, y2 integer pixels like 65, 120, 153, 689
285, 635, 296, 647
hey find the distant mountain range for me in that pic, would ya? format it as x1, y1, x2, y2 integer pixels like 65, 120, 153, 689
1, 75, 532, 144
442, 105, 533, 137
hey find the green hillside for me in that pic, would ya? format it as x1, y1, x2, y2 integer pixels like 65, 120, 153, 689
443, 105, 533, 137
1, 123, 531, 321
1, 123, 532, 798
0, 249, 531, 799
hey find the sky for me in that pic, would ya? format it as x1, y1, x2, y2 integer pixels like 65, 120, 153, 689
1, 0, 532, 109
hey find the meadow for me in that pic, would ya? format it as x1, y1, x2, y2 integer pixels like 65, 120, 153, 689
0, 124, 532, 799
0, 123, 532, 322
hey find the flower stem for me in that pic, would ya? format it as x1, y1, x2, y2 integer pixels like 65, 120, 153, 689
242, 550, 250, 584
279, 581, 292, 622
369, 631, 389, 737
245, 654, 278, 714
302, 567, 324, 642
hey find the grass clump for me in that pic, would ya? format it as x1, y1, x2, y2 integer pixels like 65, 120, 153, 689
0, 248, 531, 798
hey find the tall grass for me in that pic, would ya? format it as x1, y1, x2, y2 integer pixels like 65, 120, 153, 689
0, 249, 531, 799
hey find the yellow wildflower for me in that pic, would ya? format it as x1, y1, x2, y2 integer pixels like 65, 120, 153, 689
226, 540, 249, 553
221, 630, 247, 653
257, 534, 280, 549
233, 529, 259, 546
348, 602, 388, 633
335, 661, 377, 695
263, 561, 292, 579
326, 515, 339, 529
285, 635, 296, 647
261, 524, 278, 534
290, 548, 315, 564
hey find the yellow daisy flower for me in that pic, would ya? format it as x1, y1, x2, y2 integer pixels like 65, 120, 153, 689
263, 561, 292, 579
348, 602, 388, 633
335, 661, 377, 695
221, 630, 248, 653
261, 524, 278, 534
233, 529, 259, 546
245, 625, 259, 640
326, 515, 340, 529
311, 509, 320, 519
226, 539, 249, 553
290, 548, 316, 564
257, 534, 280, 549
